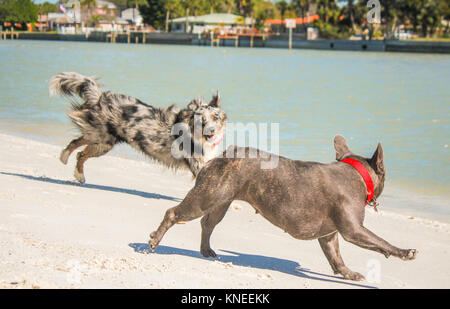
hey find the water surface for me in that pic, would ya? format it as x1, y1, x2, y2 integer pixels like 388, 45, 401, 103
0, 40, 449, 219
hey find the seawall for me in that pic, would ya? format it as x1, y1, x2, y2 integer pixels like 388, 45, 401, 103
5, 32, 450, 54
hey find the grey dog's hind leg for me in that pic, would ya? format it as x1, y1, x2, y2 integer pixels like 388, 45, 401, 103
200, 203, 231, 258
60, 137, 87, 165
74, 143, 113, 183
149, 181, 234, 251
318, 232, 365, 281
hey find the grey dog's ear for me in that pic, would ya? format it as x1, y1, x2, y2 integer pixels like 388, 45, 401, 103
370, 143, 385, 174
187, 97, 203, 111
208, 91, 221, 108
334, 135, 352, 161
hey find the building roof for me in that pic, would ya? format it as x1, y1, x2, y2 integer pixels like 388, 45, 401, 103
171, 13, 253, 25
265, 14, 319, 25
121, 8, 142, 19
63, 0, 117, 9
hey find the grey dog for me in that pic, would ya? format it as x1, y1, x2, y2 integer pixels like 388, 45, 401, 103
49, 72, 227, 183
149, 135, 417, 281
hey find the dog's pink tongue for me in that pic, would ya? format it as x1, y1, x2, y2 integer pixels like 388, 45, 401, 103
211, 134, 223, 146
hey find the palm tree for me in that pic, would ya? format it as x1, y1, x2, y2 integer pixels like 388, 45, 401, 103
164, 0, 179, 32
276, 0, 288, 21
209, 0, 214, 14
223, 0, 234, 14
190, 0, 204, 17
180, 0, 190, 32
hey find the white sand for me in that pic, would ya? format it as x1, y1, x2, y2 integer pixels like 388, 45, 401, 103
0, 133, 449, 289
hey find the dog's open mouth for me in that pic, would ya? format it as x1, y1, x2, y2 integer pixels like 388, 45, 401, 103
205, 133, 223, 146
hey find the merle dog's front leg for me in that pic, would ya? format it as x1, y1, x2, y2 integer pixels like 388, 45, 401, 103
335, 208, 418, 260
318, 232, 365, 281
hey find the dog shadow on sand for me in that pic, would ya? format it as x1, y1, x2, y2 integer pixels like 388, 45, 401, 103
129, 243, 377, 289
0, 171, 182, 202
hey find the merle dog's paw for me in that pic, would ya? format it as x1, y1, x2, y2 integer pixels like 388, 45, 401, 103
74, 170, 85, 184
401, 249, 418, 261
200, 247, 217, 258
149, 231, 159, 252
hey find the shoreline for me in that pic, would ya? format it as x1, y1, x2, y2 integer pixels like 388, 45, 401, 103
2, 32, 450, 54
0, 132, 449, 288
1, 127, 449, 224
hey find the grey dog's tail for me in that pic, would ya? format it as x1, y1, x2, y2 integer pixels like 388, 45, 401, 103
49, 72, 102, 103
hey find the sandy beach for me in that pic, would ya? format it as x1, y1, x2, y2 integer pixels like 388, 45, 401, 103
0, 133, 449, 289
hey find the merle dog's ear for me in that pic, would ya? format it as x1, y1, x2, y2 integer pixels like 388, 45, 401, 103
334, 135, 352, 161
187, 97, 203, 111
370, 143, 385, 174
208, 91, 221, 108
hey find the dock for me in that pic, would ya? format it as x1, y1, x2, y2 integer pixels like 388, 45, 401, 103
1, 31, 20, 40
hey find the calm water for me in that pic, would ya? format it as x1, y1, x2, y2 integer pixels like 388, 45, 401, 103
0, 40, 449, 219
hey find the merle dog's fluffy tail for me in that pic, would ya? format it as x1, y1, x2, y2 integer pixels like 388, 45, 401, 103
49, 72, 102, 103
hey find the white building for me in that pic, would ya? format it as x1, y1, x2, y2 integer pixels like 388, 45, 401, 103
171, 13, 254, 34
121, 8, 143, 26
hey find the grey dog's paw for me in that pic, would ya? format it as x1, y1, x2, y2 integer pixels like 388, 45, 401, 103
343, 271, 365, 281
402, 249, 418, 260
339, 268, 365, 281
149, 231, 159, 252
200, 247, 217, 258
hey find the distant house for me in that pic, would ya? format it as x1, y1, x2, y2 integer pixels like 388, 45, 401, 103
63, 0, 118, 24
170, 13, 254, 34
121, 8, 143, 26
94, 0, 118, 16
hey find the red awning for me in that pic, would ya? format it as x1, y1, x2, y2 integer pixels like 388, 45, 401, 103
266, 15, 320, 26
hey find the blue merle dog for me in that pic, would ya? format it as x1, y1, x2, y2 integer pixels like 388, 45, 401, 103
49, 72, 227, 183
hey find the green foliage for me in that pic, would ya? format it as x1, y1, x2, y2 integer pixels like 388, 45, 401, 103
107, 0, 128, 8
139, 0, 166, 29
37, 2, 58, 15
128, 0, 149, 8
0, 0, 38, 23
313, 19, 352, 39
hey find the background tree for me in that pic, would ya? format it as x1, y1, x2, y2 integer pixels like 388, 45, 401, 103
139, 0, 166, 29
276, 0, 288, 21
222, 0, 235, 14
180, 0, 191, 31
339, 0, 355, 32
293, 0, 314, 31
164, 0, 181, 32
0, 0, 38, 23
253, 0, 275, 30
417, 0, 441, 37
438, 0, 450, 37
37, 1, 58, 15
